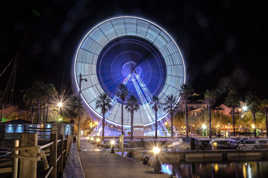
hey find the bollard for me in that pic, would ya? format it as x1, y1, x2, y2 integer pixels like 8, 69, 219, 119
153, 155, 161, 173
13, 139, 19, 178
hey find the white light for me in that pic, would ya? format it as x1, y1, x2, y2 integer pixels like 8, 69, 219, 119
152, 146, 161, 155
57, 101, 63, 108
201, 124, 207, 130
110, 139, 115, 146
242, 106, 248, 112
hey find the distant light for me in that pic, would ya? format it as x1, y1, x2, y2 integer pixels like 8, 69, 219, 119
90, 137, 94, 141
87, 136, 90, 140
251, 124, 256, 129
213, 142, 218, 147
96, 138, 101, 143
110, 139, 116, 146
242, 105, 248, 112
152, 146, 161, 155
201, 123, 207, 130
214, 164, 219, 173
164, 121, 168, 126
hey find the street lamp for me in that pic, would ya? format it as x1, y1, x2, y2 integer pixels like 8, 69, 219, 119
56, 101, 64, 134
242, 105, 248, 112
57, 101, 63, 109
201, 123, 207, 136
110, 139, 116, 153
152, 146, 161, 173
78, 73, 87, 151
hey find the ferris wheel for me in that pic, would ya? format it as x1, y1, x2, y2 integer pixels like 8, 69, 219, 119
72, 16, 186, 128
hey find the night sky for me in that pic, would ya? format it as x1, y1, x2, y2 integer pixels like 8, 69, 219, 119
1, 1, 267, 98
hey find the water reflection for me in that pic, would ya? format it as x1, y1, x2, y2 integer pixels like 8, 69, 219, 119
161, 161, 268, 178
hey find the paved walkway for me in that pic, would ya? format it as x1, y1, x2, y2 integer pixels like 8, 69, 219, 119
63, 142, 85, 178
79, 139, 168, 178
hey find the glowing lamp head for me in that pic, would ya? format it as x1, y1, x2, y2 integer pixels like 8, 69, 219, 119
57, 101, 63, 108
152, 146, 161, 155
251, 124, 256, 129
242, 105, 248, 112
201, 124, 207, 130
212, 142, 218, 147
96, 138, 101, 143
90, 137, 94, 141
110, 139, 116, 146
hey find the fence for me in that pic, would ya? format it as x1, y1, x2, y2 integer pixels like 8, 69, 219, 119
0, 125, 73, 178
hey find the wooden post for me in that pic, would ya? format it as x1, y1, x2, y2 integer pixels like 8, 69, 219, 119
51, 133, 58, 178
13, 139, 19, 178
60, 135, 64, 177
19, 133, 38, 178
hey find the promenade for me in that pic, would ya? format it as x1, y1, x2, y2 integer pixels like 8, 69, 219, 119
79, 139, 168, 178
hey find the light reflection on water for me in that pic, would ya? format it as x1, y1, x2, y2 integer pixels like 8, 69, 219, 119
161, 161, 268, 178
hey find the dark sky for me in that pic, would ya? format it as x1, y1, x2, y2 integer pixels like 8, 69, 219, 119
1, 0, 267, 98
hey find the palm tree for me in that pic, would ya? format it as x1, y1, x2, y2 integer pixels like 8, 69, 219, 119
152, 96, 161, 139
180, 84, 193, 137
260, 99, 268, 138
246, 93, 260, 137
125, 95, 139, 140
204, 89, 217, 138
116, 84, 128, 135
23, 81, 45, 123
96, 93, 112, 140
43, 83, 58, 123
224, 88, 240, 136
163, 95, 177, 137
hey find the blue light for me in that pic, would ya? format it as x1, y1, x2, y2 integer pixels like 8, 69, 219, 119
15, 124, 24, 133
73, 16, 186, 127
161, 164, 173, 175
6, 124, 14, 133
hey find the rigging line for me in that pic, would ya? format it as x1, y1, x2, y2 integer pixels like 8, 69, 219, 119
0, 58, 14, 78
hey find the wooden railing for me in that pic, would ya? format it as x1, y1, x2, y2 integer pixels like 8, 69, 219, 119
0, 132, 73, 178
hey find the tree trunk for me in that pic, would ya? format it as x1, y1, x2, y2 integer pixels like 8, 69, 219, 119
31, 105, 34, 123
38, 101, 41, 123
46, 104, 49, 123
185, 102, 189, 137
121, 104, 124, 135
208, 104, 212, 138
131, 111, 133, 140
0, 104, 2, 122
252, 112, 257, 137
155, 109, 158, 139
232, 106, 235, 136
171, 111, 174, 137
266, 109, 268, 138
102, 113, 105, 140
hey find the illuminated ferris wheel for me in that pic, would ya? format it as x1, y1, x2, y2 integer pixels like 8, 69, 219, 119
72, 16, 186, 128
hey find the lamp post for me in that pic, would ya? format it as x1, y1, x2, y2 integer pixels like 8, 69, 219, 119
56, 101, 63, 135
201, 123, 207, 137
152, 146, 161, 173
78, 73, 87, 151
